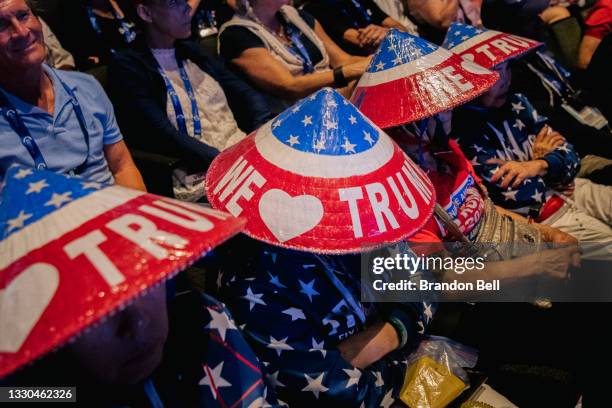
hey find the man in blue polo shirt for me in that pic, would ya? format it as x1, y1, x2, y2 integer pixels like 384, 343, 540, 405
0, 0, 145, 190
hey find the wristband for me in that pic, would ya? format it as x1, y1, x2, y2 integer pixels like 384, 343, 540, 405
386, 316, 408, 349
333, 67, 348, 88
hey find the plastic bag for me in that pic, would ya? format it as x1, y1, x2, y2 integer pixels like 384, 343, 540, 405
400, 336, 479, 408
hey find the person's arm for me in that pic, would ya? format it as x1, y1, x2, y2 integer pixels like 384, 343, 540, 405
104, 140, 146, 191
381, 16, 407, 30
337, 321, 399, 369
314, 20, 369, 67
578, 35, 602, 70
197, 53, 273, 132
407, 0, 459, 29
230, 47, 369, 100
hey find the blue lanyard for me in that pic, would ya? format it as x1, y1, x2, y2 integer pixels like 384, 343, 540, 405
156, 58, 202, 138
282, 20, 315, 74
315, 255, 367, 325
86, 2, 136, 53
0, 80, 91, 175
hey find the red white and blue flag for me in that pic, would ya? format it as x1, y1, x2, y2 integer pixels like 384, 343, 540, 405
205, 88, 436, 254
0, 166, 244, 378
442, 22, 542, 69
351, 29, 499, 129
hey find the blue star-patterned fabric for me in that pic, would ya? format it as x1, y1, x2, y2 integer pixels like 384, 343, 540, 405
0, 165, 101, 240
270, 88, 380, 155
442, 22, 486, 50
367, 30, 438, 74
452, 94, 580, 214
208, 236, 435, 407
155, 291, 281, 407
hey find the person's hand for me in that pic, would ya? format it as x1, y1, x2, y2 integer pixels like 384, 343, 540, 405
521, 245, 579, 279
532, 126, 565, 159
357, 25, 388, 48
341, 56, 372, 80
488, 158, 548, 188
537, 224, 581, 267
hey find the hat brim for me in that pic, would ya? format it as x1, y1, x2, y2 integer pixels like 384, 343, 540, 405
0, 186, 244, 378
352, 49, 499, 129
205, 122, 437, 254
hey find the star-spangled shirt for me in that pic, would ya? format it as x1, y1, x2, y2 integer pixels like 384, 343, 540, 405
208, 236, 435, 407
452, 94, 580, 214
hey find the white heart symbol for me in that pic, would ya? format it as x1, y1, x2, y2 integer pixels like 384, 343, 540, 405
258, 189, 324, 243
0, 263, 59, 353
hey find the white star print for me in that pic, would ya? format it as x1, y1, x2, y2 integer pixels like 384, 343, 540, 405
25, 179, 49, 194
461, 35, 469, 40
423, 302, 433, 323
242, 286, 266, 311
556, 144, 570, 153
286, 134, 300, 146
309, 338, 326, 358
470, 156, 480, 166
531, 190, 543, 202
301, 373, 328, 399
392, 55, 403, 66
341, 138, 357, 153
44, 192, 72, 208
273, 119, 282, 128
375, 61, 385, 71
199, 362, 232, 398
348, 115, 357, 125
282, 307, 306, 321
14, 168, 33, 179
268, 336, 294, 356
314, 137, 326, 153
343, 368, 361, 388
513, 119, 526, 131
205, 307, 237, 341
472, 144, 484, 153
292, 105, 301, 113
6, 210, 32, 233
363, 131, 374, 145
301, 115, 313, 126
327, 99, 338, 108
267, 371, 286, 389
380, 390, 395, 408
511, 101, 525, 114
373, 371, 384, 387
323, 120, 338, 130
502, 190, 518, 201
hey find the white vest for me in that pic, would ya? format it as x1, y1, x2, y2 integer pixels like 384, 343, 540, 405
219, 5, 330, 76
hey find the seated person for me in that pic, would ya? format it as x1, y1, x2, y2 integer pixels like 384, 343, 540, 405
205, 89, 437, 407
1, 168, 278, 407
0, 0, 144, 190
55, 0, 140, 70
303, 0, 412, 55
454, 65, 612, 260
39, 17, 75, 70
578, 0, 612, 69
109, 0, 271, 202
373, 0, 420, 35
218, 0, 370, 113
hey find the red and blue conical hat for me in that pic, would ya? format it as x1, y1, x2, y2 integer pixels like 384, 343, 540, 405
205, 88, 436, 254
442, 22, 543, 69
0, 166, 244, 378
351, 29, 499, 129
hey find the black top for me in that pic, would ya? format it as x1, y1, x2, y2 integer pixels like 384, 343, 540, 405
302, 0, 388, 55
219, 10, 322, 64
108, 41, 272, 172
53, 0, 138, 71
